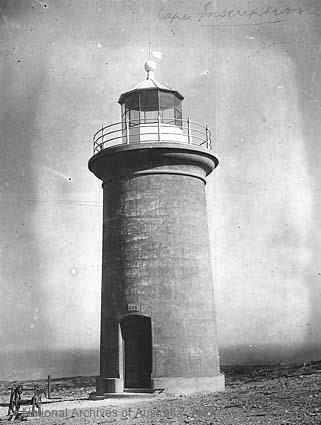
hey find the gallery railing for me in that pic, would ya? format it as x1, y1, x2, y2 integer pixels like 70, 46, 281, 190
92, 117, 213, 154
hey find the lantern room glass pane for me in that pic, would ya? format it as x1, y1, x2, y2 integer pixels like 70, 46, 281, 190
124, 93, 139, 110
129, 109, 140, 126
161, 108, 175, 124
174, 108, 182, 128
142, 110, 159, 122
140, 90, 159, 111
159, 91, 182, 110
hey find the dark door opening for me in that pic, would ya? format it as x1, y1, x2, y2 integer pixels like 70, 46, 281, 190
120, 315, 152, 389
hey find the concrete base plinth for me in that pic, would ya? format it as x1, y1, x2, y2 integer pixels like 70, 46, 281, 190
96, 377, 124, 394
89, 392, 156, 400
151, 374, 225, 395
91, 375, 225, 398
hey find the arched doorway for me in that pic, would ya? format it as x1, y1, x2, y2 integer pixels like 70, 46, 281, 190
120, 315, 152, 389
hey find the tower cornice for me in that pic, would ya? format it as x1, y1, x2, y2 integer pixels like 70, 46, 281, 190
88, 142, 218, 184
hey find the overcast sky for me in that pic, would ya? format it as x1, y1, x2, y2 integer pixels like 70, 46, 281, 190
1, 0, 321, 380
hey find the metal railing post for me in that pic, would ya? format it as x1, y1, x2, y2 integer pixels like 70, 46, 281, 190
157, 113, 161, 142
187, 117, 191, 144
101, 125, 104, 150
126, 117, 130, 144
47, 375, 51, 399
205, 124, 209, 149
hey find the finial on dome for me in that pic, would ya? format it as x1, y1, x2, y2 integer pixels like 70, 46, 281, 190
144, 60, 156, 80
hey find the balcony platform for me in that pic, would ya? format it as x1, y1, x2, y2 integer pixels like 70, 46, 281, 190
88, 141, 218, 184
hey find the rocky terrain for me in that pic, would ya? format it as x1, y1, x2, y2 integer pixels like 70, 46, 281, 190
0, 362, 321, 424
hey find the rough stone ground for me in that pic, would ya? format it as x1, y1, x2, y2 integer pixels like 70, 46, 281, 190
0, 362, 321, 424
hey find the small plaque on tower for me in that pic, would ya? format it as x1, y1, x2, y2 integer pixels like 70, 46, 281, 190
127, 302, 140, 313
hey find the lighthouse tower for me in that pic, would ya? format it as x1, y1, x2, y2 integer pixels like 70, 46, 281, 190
89, 61, 225, 396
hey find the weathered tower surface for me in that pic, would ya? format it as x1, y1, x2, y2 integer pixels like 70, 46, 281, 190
89, 61, 225, 396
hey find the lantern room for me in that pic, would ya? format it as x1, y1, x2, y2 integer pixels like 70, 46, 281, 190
118, 60, 184, 127
92, 60, 213, 153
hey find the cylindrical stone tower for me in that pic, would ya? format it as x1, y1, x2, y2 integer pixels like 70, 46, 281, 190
89, 61, 225, 396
